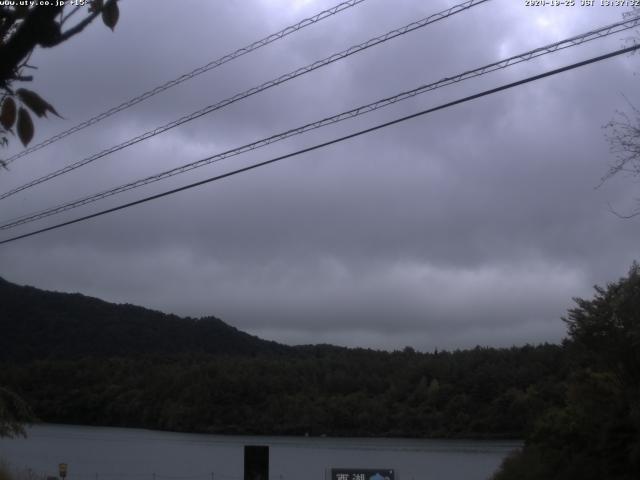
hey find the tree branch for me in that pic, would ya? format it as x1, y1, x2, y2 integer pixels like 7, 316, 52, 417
56, 8, 102, 44
606, 201, 640, 219
60, 5, 82, 27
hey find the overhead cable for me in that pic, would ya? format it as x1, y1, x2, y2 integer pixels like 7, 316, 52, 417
1, 44, 637, 246
2, 15, 638, 231
0, 0, 491, 200
1, 0, 369, 166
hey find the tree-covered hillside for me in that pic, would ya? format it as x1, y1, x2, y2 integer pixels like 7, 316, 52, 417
0, 276, 288, 360
1, 345, 566, 438
0, 276, 568, 439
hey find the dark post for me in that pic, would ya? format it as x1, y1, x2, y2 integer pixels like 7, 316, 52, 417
244, 445, 269, 480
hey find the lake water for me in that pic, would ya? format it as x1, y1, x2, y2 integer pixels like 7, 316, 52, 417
0, 425, 520, 480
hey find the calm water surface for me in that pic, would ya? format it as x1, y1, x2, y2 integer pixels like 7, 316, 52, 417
0, 425, 520, 480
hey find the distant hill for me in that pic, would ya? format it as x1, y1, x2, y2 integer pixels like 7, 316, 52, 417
0, 276, 289, 361
0, 276, 571, 439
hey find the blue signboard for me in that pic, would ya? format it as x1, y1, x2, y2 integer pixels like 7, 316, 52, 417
330, 469, 395, 480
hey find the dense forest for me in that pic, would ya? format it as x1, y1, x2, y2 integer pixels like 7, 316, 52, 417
0, 275, 566, 438
0, 276, 288, 360
1, 265, 639, 478
492, 263, 640, 480
0, 345, 567, 438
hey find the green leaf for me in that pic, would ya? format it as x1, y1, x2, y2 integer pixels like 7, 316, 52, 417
16, 89, 61, 119
17, 107, 34, 147
0, 97, 16, 130
102, 0, 119, 31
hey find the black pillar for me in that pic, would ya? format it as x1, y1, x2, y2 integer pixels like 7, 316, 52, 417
244, 445, 269, 480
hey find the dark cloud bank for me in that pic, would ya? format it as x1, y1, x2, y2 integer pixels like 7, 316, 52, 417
1, 0, 639, 351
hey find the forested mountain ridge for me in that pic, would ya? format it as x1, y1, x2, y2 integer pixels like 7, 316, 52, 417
0, 275, 568, 439
0, 276, 289, 360
2, 265, 638, 477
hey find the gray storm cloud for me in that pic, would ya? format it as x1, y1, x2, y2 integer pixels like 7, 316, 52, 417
0, 0, 638, 350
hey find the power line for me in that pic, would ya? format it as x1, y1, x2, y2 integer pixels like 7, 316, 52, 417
1, 0, 369, 166
0, 0, 491, 201
2, 15, 638, 231
1, 44, 636, 247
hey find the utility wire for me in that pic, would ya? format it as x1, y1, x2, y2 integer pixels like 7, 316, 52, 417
2, 15, 638, 231
0, 0, 491, 201
1, 0, 368, 166
0, 44, 636, 247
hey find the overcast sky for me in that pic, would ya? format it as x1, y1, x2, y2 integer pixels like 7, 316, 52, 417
1, 0, 639, 351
